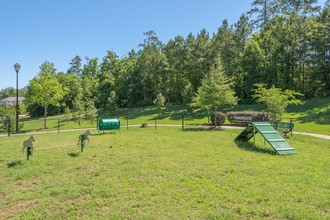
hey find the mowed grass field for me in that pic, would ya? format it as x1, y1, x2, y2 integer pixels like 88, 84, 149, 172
4, 97, 329, 136
0, 127, 329, 219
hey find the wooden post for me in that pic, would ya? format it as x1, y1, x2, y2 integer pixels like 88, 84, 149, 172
290, 118, 293, 137
182, 114, 184, 131
58, 119, 60, 133
8, 118, 10, 137
155, 116, 157, 130
126, 115, 128, 130
253, 125, 256, 147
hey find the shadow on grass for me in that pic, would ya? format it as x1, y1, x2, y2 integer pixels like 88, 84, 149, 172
298, 107, 330, 124
7, 160, 23, 168
67, 152, 80, 157
287, 98, 330, 125
235, 141, 275, 155
183, 126, 226, 132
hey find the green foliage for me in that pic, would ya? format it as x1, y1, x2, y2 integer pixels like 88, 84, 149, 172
0, 87, 27, 99
153, 93, 166, 116
10, 3, 330, 118
67, 55, 82, 75
0, 105, 24, 132
18, 102, 27, 115
193, 65, 238, 111
253, 83, 303, 120
25, 61, 68, 128
210, 112, 226, 125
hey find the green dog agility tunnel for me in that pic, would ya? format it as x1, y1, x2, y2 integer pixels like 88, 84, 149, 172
98, 118, 120, 132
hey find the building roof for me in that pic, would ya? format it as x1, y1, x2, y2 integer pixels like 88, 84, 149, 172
0, 97, 25, 102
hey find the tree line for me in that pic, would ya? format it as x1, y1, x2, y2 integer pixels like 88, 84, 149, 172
2, 0, 329, 118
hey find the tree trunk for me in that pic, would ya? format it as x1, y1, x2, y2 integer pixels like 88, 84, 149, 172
44, 106, 47, 128
214, 107, 217, 128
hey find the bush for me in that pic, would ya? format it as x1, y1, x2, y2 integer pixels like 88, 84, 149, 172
0, 117, 24, 132
141, 122, 148, 128
210, 112, 226, 126
227, 111, 269, 124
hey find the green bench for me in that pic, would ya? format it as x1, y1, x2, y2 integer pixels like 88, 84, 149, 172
271, 121, 294, 137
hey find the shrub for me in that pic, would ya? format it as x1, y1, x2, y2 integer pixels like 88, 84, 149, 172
210, 112, 226, 126
0, 117, 24, 132
141, 122, 148, 128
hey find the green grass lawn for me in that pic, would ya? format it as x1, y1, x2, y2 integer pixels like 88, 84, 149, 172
5, 98, 328, 136
0, 127, 329, 219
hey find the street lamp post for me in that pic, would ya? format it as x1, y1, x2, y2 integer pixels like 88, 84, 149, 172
14, 63, 21, 133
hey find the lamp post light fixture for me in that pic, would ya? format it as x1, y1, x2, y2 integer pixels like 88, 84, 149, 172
14, 63, 21, 133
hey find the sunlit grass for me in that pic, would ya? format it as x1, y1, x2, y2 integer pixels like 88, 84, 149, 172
1, 98, 329, 135
0, 127, 329, 219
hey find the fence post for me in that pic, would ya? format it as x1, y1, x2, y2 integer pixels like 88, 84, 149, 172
155, 116, 157, 130
58, 119, 60, 133
8, 118, 11, 137
182, 114, 184, 131
290, 118, 293, 137
126, 115, 128, 130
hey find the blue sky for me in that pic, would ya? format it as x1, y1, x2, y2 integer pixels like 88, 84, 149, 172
0, 0, 327, 90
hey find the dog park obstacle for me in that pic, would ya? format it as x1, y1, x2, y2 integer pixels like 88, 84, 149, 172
78, 130, 91, 152
235, 122, 297, 155
22, 130, 92, 160
22, 136, 35, 160
98, 118, 120, 133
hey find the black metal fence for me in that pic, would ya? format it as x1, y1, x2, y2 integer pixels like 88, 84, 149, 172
1, 114, 328, 137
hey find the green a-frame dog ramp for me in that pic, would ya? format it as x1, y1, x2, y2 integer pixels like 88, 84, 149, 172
235, 122, 297, 155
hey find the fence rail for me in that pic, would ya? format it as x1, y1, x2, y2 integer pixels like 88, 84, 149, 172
1, 114, 329, 137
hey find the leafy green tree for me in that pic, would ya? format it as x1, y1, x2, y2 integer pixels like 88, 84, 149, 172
25, 61, 67, 128
0, 87, 27, 99
84, 98, 97, 126
163, 35, 188, 103
253, 83, 303, 120
116, 50, 139, 108
212, 20, 237, 78
98, 51, 118, 110
153, 92, 166, 116
185, 30, 213, 92
136, 31, 168, 106
57, 72, 83, 111
67, 55, 82, 76
0, 87, 15, 99
248, 0, 280, 29
81, 57, 99, 113
234, 14, 252, 53
106, 91, 117, 112
308, 4, 330, 97
0, 105, 24, 132
193, 64, 238, 126
279, 0, 320, 15
182, 82, 194, 112
72, 94, 85, 126
240, 34, 266, 102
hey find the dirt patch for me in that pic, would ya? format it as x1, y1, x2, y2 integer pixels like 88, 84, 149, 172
0, 200, 36, 219
0, 192, 6, 200
15, 178, 39, 191
72, 196, 87, 203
